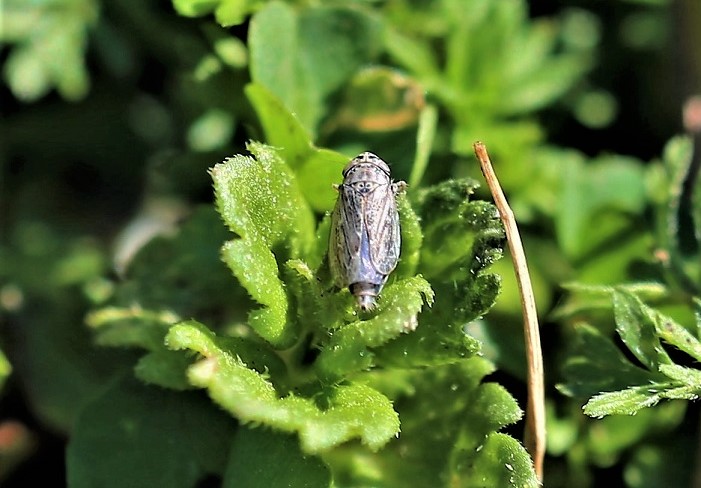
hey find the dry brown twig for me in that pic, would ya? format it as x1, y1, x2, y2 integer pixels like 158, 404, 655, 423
473, 142, 546, 482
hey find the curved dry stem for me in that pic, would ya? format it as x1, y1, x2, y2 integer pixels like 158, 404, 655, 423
473, 141, 545, 482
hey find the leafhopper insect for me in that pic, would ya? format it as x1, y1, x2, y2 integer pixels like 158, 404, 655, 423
329, 152, 406, 311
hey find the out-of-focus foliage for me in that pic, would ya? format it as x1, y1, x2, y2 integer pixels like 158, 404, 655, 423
1, 0, 98, 101
2, 0, 699, 486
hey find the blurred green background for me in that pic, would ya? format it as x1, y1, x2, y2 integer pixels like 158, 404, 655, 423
1, 0, 701, 486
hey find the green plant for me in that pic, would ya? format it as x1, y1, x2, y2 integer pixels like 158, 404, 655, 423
3, 0, 694, 486
67, 80, 541, 482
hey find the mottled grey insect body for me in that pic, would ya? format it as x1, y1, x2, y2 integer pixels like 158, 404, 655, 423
329, 152, 406, 311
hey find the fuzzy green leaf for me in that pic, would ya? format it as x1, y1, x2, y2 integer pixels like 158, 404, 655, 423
249, 2, 380, 134
414, 181, 504, 325
658, 363, 701, 387
327, 359, 537, 487
394, 194, 423, 279
66, 375, 236, 488
582, 383, 692, 417
212, 142, 315, 347
459, 433, 539, 487
224, 428, 331, 488
314, 276, 434, 381
166, 320, 400, 453
655, 312, 701, 363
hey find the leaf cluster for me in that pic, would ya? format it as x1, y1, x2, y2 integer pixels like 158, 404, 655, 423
2, 0, 684, 486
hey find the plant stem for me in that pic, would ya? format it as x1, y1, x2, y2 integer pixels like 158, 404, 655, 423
473, 141, 545, 482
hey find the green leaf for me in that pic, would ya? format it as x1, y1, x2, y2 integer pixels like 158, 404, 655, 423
2, 0, 98, 101
87, 306, 177, 350
501, 53, 591, 115
314, 276, 434, 381
555, 153, 647, 260
657, 136, 699, 291
244, 83, 313, 170
67, 375, 236, 488
245, 83, 348, 212
221, 238, 291, 345
224, 428, 331, 488
394, 193, 423, 279
134, 350, 194, 390
165, 321, 400, 453
415, 179, 503, 280
249, 2, 380, 134
457, 433, 538, 487
100, 206, 246, 320
409, 104, 438, 187
326, 360, 537, 487
658, 363, 701, 386
212, 142, 315, 347
171, 0, 261, 26
212, 142, 314, 253
583, 384, 681, 417
559, 323, 663, 399
612, 290, 672, 371
655, 313, 701, 363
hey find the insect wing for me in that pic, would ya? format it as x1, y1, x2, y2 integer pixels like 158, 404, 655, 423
365, 182, 401, 276
329, 183, 362, 287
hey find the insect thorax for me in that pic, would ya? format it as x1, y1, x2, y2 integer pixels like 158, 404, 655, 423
342, 163, 392, 189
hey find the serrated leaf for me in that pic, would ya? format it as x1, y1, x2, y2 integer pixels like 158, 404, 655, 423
224, 428, 331, 488
325, 360, 537, 487
66, 375, 236, 488
417, 180, 504, 281
655, 312, 701, 363
221, 238, 291, 345
212, 142, 315, 347
314, 276, 434, 381
658, 363, 701, 387
583, 384, 676, 417
212, 142, 314, 252
165, 321, 400, 453
394, 194, 423, 279
613, 290, 672, 371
